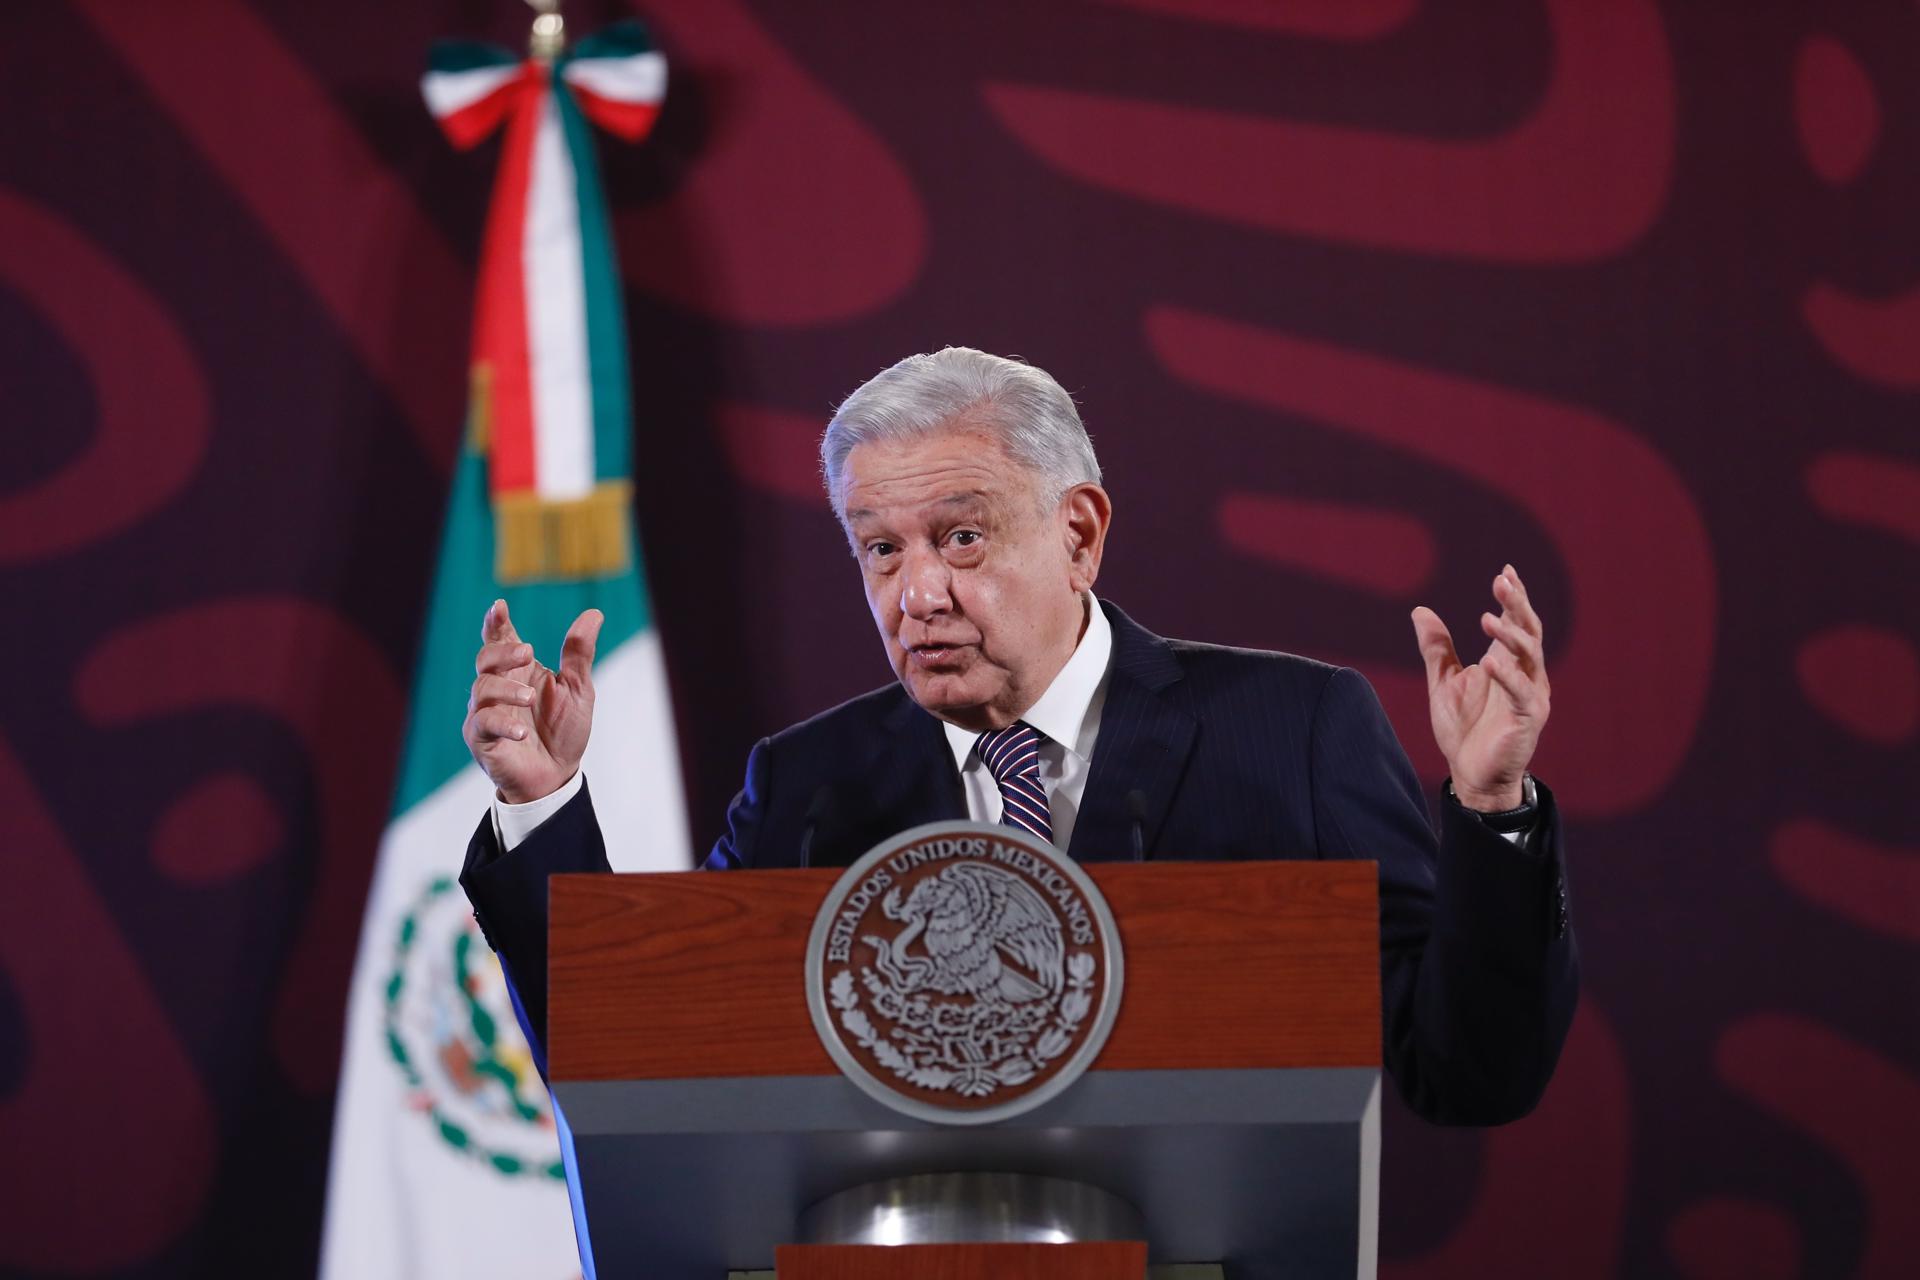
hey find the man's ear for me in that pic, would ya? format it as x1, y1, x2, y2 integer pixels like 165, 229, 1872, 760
1061, 483, 1112, 593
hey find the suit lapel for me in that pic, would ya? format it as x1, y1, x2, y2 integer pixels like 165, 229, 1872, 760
1068, 603, 1197, 863
805, 694, 965, 868
875, 691, 967, 825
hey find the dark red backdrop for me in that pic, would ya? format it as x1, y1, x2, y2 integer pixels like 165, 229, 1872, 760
4, 1, 1916, 1276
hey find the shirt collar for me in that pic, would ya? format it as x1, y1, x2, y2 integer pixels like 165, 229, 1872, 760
942, 594, 1114, 771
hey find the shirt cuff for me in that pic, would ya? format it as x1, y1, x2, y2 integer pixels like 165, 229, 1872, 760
490, 771, 584, 852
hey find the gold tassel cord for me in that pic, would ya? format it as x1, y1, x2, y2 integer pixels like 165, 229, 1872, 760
493, 481, 633, 583
466, 364, 493, 454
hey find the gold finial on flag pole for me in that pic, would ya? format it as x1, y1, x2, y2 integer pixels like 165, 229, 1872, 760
526, 0, 565, 62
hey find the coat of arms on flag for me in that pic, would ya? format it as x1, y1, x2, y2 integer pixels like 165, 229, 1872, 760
321, 8, 688, 1277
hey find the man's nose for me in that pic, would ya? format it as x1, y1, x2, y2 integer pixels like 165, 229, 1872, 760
899, 546, 953, 619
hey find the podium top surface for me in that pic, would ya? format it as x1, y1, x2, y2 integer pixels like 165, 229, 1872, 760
548, 859, 1380, 1084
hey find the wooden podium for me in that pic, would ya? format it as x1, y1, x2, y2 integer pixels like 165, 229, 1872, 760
547, 861, 1382, 1280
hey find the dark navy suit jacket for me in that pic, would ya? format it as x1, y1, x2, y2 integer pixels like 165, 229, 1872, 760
463, 601, 1579, 1125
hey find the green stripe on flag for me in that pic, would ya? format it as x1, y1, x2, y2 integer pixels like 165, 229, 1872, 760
568, 19, 654, 61
426, 39, 523, 74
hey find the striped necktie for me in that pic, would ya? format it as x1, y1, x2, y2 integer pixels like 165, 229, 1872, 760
975, 721, 1052, 844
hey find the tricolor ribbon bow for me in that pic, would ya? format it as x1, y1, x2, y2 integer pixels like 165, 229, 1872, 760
423, 21, 666, 583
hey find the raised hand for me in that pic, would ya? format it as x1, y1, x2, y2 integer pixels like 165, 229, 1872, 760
1411, 564, 1551, 812
463, 599, 603, 804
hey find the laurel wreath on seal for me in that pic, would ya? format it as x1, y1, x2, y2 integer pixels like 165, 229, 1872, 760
830, 952, 1098, 1098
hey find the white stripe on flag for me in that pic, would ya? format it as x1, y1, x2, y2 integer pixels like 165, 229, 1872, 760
581, 631, 692, 874
561, 52, 667, 106
523, 92, 595, 500
421, 64, 521, 121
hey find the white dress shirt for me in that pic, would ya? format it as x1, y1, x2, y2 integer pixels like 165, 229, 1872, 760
493, 768, 584, 852
941, 593, 1112, 851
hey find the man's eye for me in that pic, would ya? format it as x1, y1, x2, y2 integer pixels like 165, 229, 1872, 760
866, 542, 897, 559
949, 530, 981, 547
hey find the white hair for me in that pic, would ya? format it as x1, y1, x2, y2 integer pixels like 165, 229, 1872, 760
820, 346, 1102, 521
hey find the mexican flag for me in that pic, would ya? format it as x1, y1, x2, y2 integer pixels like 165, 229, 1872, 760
320, 22, 684, 1279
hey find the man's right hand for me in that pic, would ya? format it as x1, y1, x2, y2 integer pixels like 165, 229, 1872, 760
463, 599, 603, 804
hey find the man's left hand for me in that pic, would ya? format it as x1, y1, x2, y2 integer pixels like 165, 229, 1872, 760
1411, 564, 1551, 812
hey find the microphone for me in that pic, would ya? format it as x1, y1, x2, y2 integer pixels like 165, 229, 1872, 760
799, 784, 836, 869
1125, 789, 1149, 861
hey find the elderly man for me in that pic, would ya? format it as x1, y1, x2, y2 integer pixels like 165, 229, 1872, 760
461, 347, 1576, 1126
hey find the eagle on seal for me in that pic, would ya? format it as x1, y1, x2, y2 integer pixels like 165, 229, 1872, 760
864, 863, 1066, 1006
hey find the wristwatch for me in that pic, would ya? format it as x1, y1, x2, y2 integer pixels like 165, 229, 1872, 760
1445, 774, 1538, 834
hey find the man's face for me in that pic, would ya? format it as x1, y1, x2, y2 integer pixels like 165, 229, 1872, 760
841, 424, 1092, 731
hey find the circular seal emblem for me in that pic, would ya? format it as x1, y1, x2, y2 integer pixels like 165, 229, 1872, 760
806, 821, 1124, 1125
384, 876, 565, 1180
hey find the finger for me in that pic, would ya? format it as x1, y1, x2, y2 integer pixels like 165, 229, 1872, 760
1479, 610, 1544, 676
470, 673, 536, 712
1410, 606, 1462, 692
1482, 646, 1543, 714
468, 706, 531, 743
1494, 565, 1543, 640
559, 609, 604, 684
476, 639, 536, 676
481, 598, 524, 646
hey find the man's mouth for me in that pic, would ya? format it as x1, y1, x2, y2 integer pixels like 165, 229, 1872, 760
907, 642, 973, 669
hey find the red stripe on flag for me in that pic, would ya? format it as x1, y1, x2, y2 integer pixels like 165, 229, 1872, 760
437, 72, 526, 150
472, 70, 542, 493
570, 86, 663, 143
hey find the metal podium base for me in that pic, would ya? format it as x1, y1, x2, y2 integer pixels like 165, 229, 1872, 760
566, 1065, 1378, 1278
797, 1172, 1146, 1246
